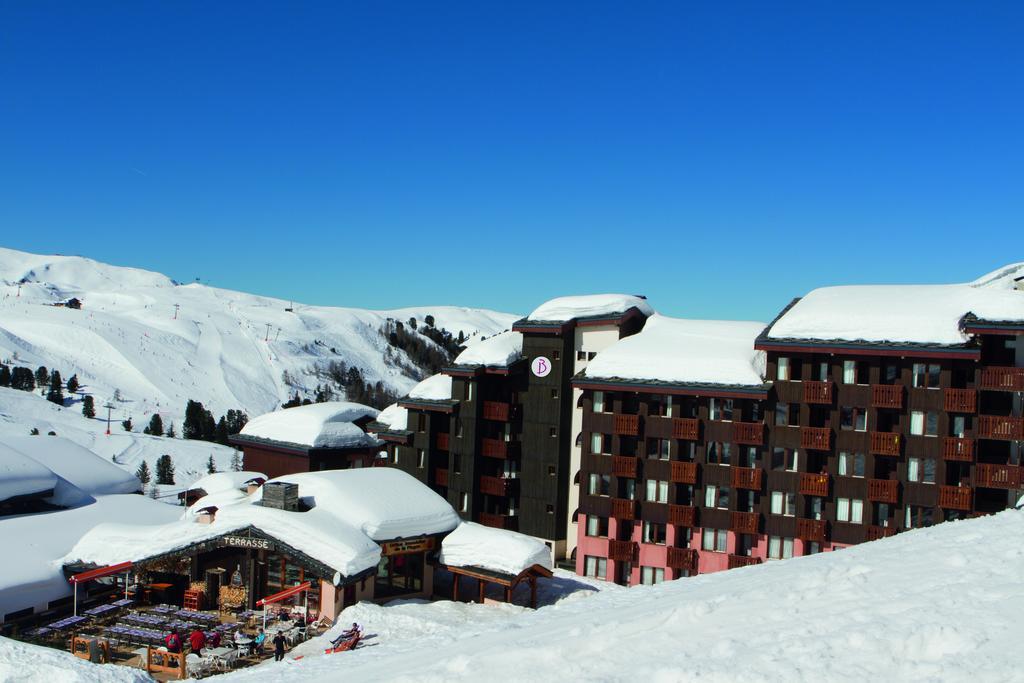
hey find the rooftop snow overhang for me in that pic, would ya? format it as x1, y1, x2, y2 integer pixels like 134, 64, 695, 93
961, 313, 1024, 336
396, 398, 460, 414
443, 358, 527, 378
229, 433, 382, 455
512, 306, 649, 335
572, 374, 771, 400
366, 421, 413, 444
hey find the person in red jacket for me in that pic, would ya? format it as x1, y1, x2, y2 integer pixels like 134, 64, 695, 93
165, 628, 182, 653
189, 628, 207, 656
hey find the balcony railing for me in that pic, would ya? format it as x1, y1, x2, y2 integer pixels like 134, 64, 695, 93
667, 504, 696, 527
980, 366, 1024, 392
666, 546, 698, 572
866, 479, 898, 504
869, 431, 901, 457
614, 414, 640, 436
942, 437, 974, 462
943, 388, 977, 413
730, 511, 760, 535
611, 498, 638, 520
435, 432, 450, 451
481, 438, 518, 460
938, 485, 972, 511
478, 512, 517, 530
672, 418, 700, 441
481, 401, 512, 422
670, 461, 698, 485
612, 455, 638, 479
800, 427, 831, 451
871, 384, 904, 410
731, 467, 763, 491
803, 381, 833, 405
434, 468, 448, 488
866, 525, 896, 542
975, 463, 1023, 490
728, 554, 763, 569
479, 475, 516, 497
732, 421, 765, 446
798, 472, 830, 497
608, 539, 638, 563
796, 518, 827, 543
978, 415, 1024, 441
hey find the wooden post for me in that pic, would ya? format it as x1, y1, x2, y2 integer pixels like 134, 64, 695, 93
530, 576, 537, 609
452, 574, 459, 601
477, 579, 485, 604
504, 586, 512, 603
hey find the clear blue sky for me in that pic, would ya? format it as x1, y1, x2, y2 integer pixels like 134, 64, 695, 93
1, 2, 1021, 320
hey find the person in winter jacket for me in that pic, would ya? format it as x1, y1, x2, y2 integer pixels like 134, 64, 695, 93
273, 632, 287, 662
189, 628, 207, 655
165, 628, 182, 653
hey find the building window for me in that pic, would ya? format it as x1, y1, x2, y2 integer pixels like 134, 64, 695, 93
577, 350, 587, 361
584, 555, 607, 579
707, 442, 732, 465
640, 566, 665, 585
551, 388, 559, 399
641, 521, 666, 545
460, 493, 469, 512
588, 473, 611, 496
952, 416, 967, 438
910, 411, 938, 437
767, 536, 794, 560
816, 362, 829, 382
452, 454, 461, 474
842, 360, 856, 385
884, 364, 899, 383
840, 406, 867, 432
456, 419, 464, 438
417, 413, 426, 432
586, 515, 608, 537
550, 427, 557, 438
593, 391, 606, 413
552, 350, 560, 361
907, 458, 936, 484
702, 528, 727, 553
836, 498, 864, 524
912, 363, 941, 389
777, 357, 790, 381
771, 447, 797, 472
647, 438, 671, 461
838, 451, 865, 478
770, 491, 795, 517
548, 465, 556, 476
704, 484, 729, 509
775, 403, 800, 427
905, 505, 934, 529
591, 433, 611, 455
417, 449, 425, 469
709, 398, 734, 421
646, 479, 669, 503
546, 504, 554, 514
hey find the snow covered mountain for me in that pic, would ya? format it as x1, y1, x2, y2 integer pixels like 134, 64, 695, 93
0, 247, 518, 431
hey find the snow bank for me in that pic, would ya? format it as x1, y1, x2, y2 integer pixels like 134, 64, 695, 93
406, 374, 453, 401
4, 436, 140, 497
0, 635, 150, 683
453, 331, 523, 367
239, 402, 380, 449
768, 268, 1024, 345
527, 294, 654, 322
439, 522, 552, 575
0, 442, 57, 503
374, 403, 409, 431
583, 315, 767, 387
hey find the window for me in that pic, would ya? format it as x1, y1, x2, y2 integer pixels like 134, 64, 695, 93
908, 458, 936, 484
588, 473, 611, 496
452, 454, 461, 474
842, 360, 856, 385
884, 364, 899, 384
775, 403, 799, 427
816, 362, 829, 382
546, 504, 554, 514
952, 416, 967, 438
836, 498, 863, 523
768, 536, 794, 560
709, 398, 734, 421
704, 484, 730, 509
646, 479, 669, 503
840, 406, 867, 432
910, 411, 938, 437
702, 528, 727, 553
591, 433, 611, 455
459, 493, 469, 512
809, 496, 823, 521
806, 542, 821, 555
838, 451, 865, 478
641, 521, 666, 545
417, 449, 425, 469
647, 438, 671, 460
392, 446, 400, 464
836, 497, 849, 521
771, 447, 797, 471
551, 388, 559, 399
770, 491, 795, 517
547, 465, 556, 476
577, 350, 587, 361
456, 419, 464, 438
904, 505, 934, 529
741, 446, 758, 468
707, 442, 731, 465
584, 555, 607, 579
586, 515, 608, 537
777, 357, 790, 381
593, 391, 605, 413
912, 363, 941, 389
462, 382, 473, 401
640, 566, 665, 585
552, 350, 560, 361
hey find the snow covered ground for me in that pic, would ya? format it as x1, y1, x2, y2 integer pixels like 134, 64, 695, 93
212, 509, 1024, 682
0, 247, 518, 433
0, 635, 150, 683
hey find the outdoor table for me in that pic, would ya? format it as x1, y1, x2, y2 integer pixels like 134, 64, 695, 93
204, 645, 237, 670
85, 603, 119, 618
111, 598, 134, 608
47, 615, 87, 631
26, 627, 52, 638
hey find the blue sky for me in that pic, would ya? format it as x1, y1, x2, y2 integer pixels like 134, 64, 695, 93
1, 2, 1021, 320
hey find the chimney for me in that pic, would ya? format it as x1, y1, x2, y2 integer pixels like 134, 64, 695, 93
245, 477, 266, 495
196, 506, 218, 524
260, 481, 299, 511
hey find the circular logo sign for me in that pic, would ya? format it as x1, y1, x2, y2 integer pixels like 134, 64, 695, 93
531, 356, 552, 378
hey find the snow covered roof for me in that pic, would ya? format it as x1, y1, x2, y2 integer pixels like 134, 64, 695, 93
0, 442, 57, 504
764, 265, 1024, 347
3, 437, 141, 498
526, 294, 654, 323
406, 373, 453, 401
373, 403, 409, 431
439, 522, 553, 576
453, 331, 523, 367
580, 315, 768, 389
186, 470, 266, 495
238, 402, 381, 450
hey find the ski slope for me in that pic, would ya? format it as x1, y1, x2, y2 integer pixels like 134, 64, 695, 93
0, 247, 518, 432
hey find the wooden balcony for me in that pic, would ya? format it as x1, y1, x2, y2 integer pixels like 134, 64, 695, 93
796, 518, 827, 543
731, 467, 763, 491
613, 414, 640, 436
667, 504, 696, 527
975, 463, 1023, 490
666, 546, 698, 572
798, 472, 830, 497
800, 427, 831, 451
612, 455, 638, 479
478, 512, 517, 530
869, 431, 901, 457
866, 525, 896, 542
732, 421, 765, 446
730, 511, 760, 535
803, 380, 833, 405
435, 432, 450, 451
866, 479, 898, 504
608, 539, 638, 563
481, 401, 512, 422
672, 418, 700, 441
610, 498, 638, 520
480, 438, 519, 460
479, 475, 516, 497
980, 366, 1024, 392
670, 461, 698, 485
434, 468, 448, 488
943, 388, 977, 413
728, 554, 763, 569
938, 485, 972, 511
978, 415, 1024, 441
942, 437, 974, 462
870, 384, 904, 410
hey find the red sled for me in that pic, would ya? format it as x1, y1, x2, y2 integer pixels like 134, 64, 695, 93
324, 633, 361, 654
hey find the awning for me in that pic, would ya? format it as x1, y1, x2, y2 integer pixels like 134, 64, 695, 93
69, 561, 133, 584
256, 581, 312, 606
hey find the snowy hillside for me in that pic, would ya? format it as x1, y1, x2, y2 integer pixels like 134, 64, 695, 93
0, 247, 518, 430
217, 509, 1024, 682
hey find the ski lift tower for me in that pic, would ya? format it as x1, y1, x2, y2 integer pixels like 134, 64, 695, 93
103, 402, 115, 436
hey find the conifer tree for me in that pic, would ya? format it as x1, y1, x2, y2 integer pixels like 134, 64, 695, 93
66, 374, 79, 394
206, 455, 217, 474
165, 421, 176, 438
0, 364, 10, 387
82, 395, 95, 418
230, 450, 243, 472
122, 417, 133, 432
11, 367, 34, 391
46, 371, 64, 405
155, 454, 175, 485
34, 366, 49, 389
147, 413, 164, 437
135, 460, 152, 486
